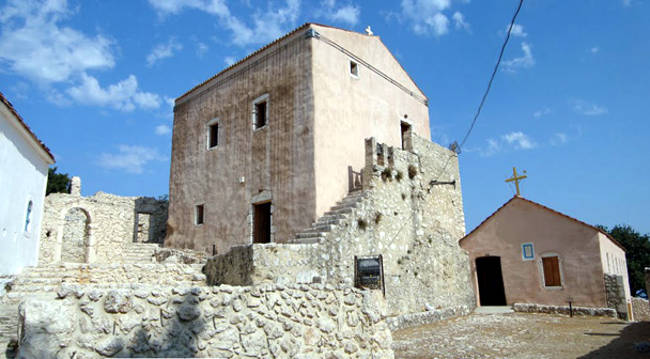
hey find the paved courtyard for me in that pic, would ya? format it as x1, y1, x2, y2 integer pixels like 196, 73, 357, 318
392, 312, 650, 359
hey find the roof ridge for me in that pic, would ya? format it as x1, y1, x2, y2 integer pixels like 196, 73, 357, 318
0, 91, 55, 163
460, 195, 626, 252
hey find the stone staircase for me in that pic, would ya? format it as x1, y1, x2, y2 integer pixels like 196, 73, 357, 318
120, 242, 161, 263
294, 189, 367, 244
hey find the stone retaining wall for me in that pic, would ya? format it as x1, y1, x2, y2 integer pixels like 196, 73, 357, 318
386, 305, 471, 331
204, 135, 475, 316
17, 283, 393, 358
513, 303, 617, 318
632, 297, 649, 321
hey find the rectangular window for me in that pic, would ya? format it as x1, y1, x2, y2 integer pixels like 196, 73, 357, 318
350, 60, 359, 77
208, 122, 218, 148
254, 101, 267, 129
400, 121, 411, 150
542, 256, 561, 287
195, 204, 204, 225
354, 255, 385, 296
521, 242, 534, 261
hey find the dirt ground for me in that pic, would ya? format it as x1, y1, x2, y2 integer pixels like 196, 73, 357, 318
392, 312, 650, 359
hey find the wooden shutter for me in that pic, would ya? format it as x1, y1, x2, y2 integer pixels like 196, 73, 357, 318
542, 256, 561, 286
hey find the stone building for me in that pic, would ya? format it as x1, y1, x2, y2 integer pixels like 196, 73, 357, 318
460, 196, 632, 318
38, 177, 168, 265
0, 91, 55, 275
167, 23, 430, 254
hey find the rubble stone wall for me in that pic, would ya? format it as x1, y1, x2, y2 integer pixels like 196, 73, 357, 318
604, 273, 628, 318
513, 303, 617, 317
17, 283, 394, 358
39, 190, 167, 265
204, 134, 475, 316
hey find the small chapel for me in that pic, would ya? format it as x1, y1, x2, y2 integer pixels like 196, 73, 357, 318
460, 170, 631, 319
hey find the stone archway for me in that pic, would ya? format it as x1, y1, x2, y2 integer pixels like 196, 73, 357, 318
61, 207, 90, 263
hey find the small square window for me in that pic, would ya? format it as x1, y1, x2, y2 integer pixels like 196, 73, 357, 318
208, 122, 218, 148
354, 255, 385, 296
350, 60, 359, 77
254, 101, 267, 129
195, 204, 204, 225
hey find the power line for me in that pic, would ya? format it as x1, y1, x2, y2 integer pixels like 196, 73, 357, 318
432, 0, 524, 183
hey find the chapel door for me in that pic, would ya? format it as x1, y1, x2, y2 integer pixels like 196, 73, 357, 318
61, 208, 89, 263
476, 256, 507, 306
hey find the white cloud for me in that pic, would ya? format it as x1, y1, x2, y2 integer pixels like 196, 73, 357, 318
452, 11, 470, 31
148, 0, 300, 47
590, 46, 599, 54
503, 131, 536, 149
400, 0, 455, 36
623, 0, 632, 6
478, 138, 501, 157
502, 41, 535, 72
67, 74, 161, 111
155, 124, 171, 135
508, 23, 527, 37
98, 145, 167, 174
572, 100, 608, 116
550, 132, 568, 146
533, 107, 551, 118
196, 41, 208, 57
146, 38, 183, 66
0, 0, 115, 84
224, 56, 236, 66
327, 5, 360, 25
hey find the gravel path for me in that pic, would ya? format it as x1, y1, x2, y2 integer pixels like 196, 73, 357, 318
392, 312, 650, 359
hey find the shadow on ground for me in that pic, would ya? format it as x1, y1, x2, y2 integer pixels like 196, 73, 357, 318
578, 321, 650, 359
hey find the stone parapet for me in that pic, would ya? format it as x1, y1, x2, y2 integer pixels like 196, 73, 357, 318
513, 303, 617, 318
17, 283, 394, 358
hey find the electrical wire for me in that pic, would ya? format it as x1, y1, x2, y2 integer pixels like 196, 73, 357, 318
432, 0, 525, 183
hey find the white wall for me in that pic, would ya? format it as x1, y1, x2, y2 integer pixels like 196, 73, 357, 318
598, 232, 632, 302
0, 106, 51, 275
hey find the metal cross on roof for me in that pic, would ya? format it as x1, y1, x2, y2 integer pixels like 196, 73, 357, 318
505, 167, 527, 196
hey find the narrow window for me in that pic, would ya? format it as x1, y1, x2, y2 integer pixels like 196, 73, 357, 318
208, 122, 218, 148
195, 204, 204, 225
400, 121, 411, 150
542, 256, 561, 287
254, 101, 267, 129
253, 202, 271, 243
24, 200, 33, 232
350, 60, 359, 77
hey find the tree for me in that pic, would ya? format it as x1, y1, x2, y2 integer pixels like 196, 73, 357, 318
46, 167, 71, 195
600, 224, 650, 295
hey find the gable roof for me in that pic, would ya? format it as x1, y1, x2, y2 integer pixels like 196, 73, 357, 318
176, 22, 427, 104
460, 195, 625, 252
0, 91, 55, 163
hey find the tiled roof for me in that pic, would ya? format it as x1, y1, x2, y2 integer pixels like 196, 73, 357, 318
0, 91, 55, 163
460, 195, 626, 252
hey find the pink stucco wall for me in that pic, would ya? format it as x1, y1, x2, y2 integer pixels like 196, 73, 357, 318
460, 197, 626, 308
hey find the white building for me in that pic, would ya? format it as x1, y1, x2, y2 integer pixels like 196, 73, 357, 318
0, 92, 54, 275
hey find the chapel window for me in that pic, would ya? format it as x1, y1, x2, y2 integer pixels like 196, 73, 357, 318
542, 255, 562, 287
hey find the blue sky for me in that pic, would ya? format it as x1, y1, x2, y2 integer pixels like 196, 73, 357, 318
1, 0, 648, 234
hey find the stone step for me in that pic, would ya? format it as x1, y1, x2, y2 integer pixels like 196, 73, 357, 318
330, 203, 358, 211
313, 218, 342, 226
310, 223, 335, 232
294, 237, 324, 244
324, 207, 354, 216
295, 231, 326, 239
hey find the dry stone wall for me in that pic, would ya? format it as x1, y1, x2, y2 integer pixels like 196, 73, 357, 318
204, 134, 475, 316
17, 283, 394, 358
39, 187, 167, 265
